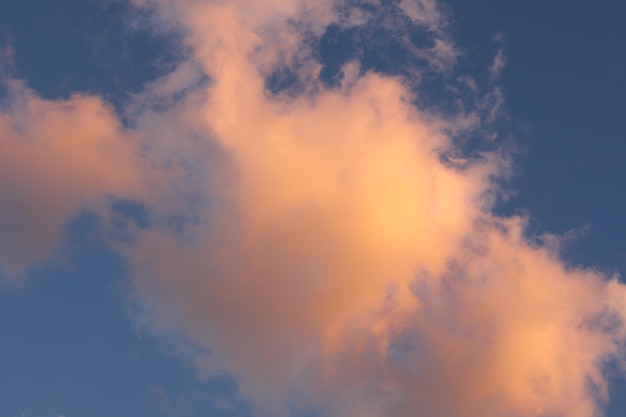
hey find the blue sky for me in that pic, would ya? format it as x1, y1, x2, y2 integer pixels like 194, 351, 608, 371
455, 0, 626, 272
1, 1, 626, 417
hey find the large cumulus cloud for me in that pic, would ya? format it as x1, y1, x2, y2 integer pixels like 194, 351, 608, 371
1, 1, 625, 417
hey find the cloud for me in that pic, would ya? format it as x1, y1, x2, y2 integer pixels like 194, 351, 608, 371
0, 79, 145, 282
117, 1, 626, 417
489, 48, 507, 82
2, 1, 626, 417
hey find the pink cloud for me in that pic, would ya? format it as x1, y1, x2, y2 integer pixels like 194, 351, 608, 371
117, 2, 626, 417
0, 81, 145, 281
1, 1, 625, 417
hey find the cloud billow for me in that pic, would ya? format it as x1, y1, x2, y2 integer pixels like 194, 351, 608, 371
1, 1, 625, 417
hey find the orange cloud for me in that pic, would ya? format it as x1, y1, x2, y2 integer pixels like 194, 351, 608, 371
0, 81, 145, 281
119, 2, 626, 417
1, 1, 625, 417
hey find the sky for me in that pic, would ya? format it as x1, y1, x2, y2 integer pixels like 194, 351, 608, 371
1, 1, 626, 417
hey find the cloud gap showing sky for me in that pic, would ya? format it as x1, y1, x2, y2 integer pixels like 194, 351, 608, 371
1, 1, 626, 417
